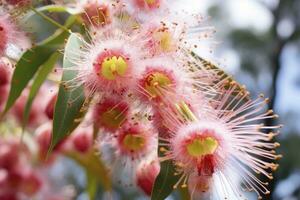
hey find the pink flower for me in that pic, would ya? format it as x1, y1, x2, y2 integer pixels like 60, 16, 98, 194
35, 123, 68, 162
159, 82, 281, 199
81, 0, 111, 27
71, 127, 93, 153
0, 15, 11, 56
19, 172, 43, 197
11, 87, 48, 128
136, 159, 160, 196
66, 28, 149, 97
93, 97, 129, 131
116, 122, 157, 160
5, 0, 31, 6
0, 14, 30, 58
0, 138, 43, 198
96, 102, 158, 185
136, 58, 191, 104
132, 0, 161, 10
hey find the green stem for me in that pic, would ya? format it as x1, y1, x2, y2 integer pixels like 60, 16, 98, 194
30, 6, 70, 32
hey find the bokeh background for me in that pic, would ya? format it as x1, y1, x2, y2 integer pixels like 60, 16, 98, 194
201, 0, 300, 200
25, 0, 300, 199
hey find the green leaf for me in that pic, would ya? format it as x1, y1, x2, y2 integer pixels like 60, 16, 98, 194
151, 145, 180, 200
24, 5, 78, 24
66, 150, 112, 192
35, 5, 78, 14
86, 171, 98, 200
178, 187, 191, 200
22, 52, 61, 128
1, 17, 75, 117
51, 33, 86, 148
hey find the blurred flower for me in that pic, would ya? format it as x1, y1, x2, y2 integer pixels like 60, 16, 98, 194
0, 13, 30, 58
5, 0, 31, 6
70, 126, 93, 153
136, 159, 160, 196
45, 93, 57, 120
11, 87, 48, 128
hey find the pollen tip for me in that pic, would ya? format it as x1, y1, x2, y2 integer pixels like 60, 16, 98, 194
274, 142, 280, 148
271, 164, 279, 171
265, 98, 270, 103
268, 133, 275, 139
160, 147, 167, 152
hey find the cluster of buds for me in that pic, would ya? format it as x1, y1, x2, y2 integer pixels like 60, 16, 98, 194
61, 0, 281, 198
0, 138, 42, 199
0, 135, 77, 200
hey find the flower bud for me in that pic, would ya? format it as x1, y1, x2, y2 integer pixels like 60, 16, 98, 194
45, 94, 57, 119
0, 192, 18, 200
0, 60, 11, 86
136, 160, 160, 196
71, 128, 93, 153
19, 172, 42, 196
12, 88, 47, 128
0, 140, 20, 170
5, 0, 31, 6
35, 123, 53, 161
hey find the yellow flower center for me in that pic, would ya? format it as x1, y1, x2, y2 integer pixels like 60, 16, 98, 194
144, 72, 172, 98
123, 134, 145, 151
186, 137, 218, 158
100, 108, 126, 129
101, 56, 128, 80
145, 0, 156, 5
153, 31, 173, 52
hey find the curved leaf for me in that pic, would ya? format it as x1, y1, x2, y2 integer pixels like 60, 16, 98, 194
151, 144, 180, 200
35, 5, 78, 14
86, 171, 98, 200
179, 187, 191, 200
51, 33, 86, 148
24, 5, 79, 22
1, 17, 75, 117
22, 52, 61, 128
66, 150, 112, 192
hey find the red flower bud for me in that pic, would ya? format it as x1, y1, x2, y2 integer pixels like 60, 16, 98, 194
19, 172, 42, 196
72, 129, 93, 153
136, 160, 160, 196
5, 0, 31, 6
45, 94, 57, 119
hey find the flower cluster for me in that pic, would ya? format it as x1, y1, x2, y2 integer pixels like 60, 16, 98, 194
0, 138, 42, 199
61, 0, 282, 199
0, 0, 282, 199
0, 135, 77, 200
